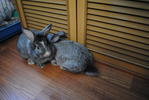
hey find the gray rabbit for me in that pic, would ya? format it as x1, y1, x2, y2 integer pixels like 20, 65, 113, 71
47, 32, 98, 76
17, 24, 56, 67
17, 24, 98, 76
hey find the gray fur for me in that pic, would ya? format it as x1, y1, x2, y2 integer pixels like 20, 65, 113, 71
48, 37, 98, 75
17, 24, 54, 67
17, 24, 98, 75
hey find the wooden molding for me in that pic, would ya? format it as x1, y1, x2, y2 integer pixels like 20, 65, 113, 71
77, 0, 87, 45
15, 0, 27, 28
67, 0, 77, 41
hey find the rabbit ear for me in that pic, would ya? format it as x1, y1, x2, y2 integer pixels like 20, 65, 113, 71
52, 35, 60, 42
23, 28, 35, 42
47, 33, 60, 43
56, 31, 66, 37
47, 33, 54, 41
39, 24, 52, 35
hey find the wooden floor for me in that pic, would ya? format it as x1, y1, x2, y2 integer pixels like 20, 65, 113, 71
0, 36, 148, 100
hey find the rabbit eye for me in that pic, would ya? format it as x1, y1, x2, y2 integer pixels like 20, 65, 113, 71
34, 44, 39, 49
37, 46, 40, 49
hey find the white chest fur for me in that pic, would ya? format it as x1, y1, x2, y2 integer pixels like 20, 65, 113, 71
44, 51, 50, 57
40, 41, 51, 57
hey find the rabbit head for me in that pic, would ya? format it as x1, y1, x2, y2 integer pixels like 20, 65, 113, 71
23, 24, 54, 58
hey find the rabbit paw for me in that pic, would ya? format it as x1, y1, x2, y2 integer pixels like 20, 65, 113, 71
28, 59, 35, 65
60, 66, 69, 71
51, 60, 58, 66
37, 63, 45, 68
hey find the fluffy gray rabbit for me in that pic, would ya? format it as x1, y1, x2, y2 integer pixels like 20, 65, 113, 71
47, 32, 98, 76
17, 24, 56, 67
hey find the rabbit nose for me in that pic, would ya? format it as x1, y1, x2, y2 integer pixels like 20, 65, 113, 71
38, 49, 43, 53
35, 48, 42, 54
38, 50, 41, 53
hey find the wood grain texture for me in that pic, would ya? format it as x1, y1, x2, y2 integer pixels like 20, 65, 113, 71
77, 0, 87, 45
15, 0, 28, 28
84, 0, 149, 73
67, 0, 77, 41
0, 36, 148, 100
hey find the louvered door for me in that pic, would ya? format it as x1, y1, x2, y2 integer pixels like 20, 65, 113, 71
15, 0, 77, 41
78, 0, 149, 77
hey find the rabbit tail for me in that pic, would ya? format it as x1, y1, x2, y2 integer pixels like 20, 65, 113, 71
84, 65, 99, 76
